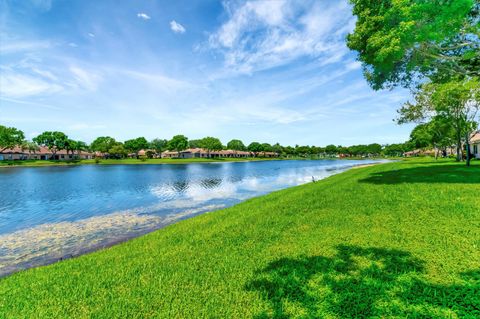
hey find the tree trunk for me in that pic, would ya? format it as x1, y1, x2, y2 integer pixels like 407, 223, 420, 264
456, 133, 462, 162
465, 132, 471, 167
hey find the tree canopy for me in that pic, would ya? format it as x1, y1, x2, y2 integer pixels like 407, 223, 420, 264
167, 135, 189, 152
247, 142, 263, 153
226, 139, 246, 151
150, 138, 168, 153
0, 125, 25, 152
398, 78, 480, 162
33, 131, 69, 156
90, 136, 117, 153
199, 137, 223, 152
347, 0, 479, 89
124, 137, 149, 154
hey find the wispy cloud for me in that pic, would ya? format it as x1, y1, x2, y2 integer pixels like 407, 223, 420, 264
170, 20, 186, 34
137, 13, 151, 20
69, 66, 102, 91
88, 33, 95, 38
0, 40, 52, 54
0, 70, 63, 98
118, 69, 194, 91
0, 97, 61, 110
208, 1, 354, 74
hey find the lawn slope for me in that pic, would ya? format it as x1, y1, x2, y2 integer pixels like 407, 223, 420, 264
0, 160, 479, 318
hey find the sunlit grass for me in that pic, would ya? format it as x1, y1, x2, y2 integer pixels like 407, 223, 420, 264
0, 159, 478, 318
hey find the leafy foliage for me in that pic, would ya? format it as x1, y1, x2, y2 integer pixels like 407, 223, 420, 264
167, 135, 189, 152
0, 125, 25, 152
124, 137, 149, 154
226, 139, 246, 151
149, 138, 168, 153
90, 136, 117, 153
398, 77, 480, 162
198, 137, 223, 152
33, 131, 69, 156
247, 142, 263, 153
347, 0, 479, 89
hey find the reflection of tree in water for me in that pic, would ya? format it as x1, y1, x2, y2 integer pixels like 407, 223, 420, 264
200, 178, 222, 189
171, 180, 189, 192
247, 245, 479, 318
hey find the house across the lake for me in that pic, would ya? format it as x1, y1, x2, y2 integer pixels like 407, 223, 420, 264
471, 131, 480, 159
0, 146, 94, 161
161, 148, 278, 159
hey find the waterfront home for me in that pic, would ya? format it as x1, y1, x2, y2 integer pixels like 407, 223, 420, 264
0, 146, 94, 161
471, 131, 480, 159
161, 148, 277, 159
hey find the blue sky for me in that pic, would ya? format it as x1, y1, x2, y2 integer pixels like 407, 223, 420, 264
0, 0, 413, 146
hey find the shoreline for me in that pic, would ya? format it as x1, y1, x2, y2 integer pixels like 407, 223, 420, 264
0, 156, 388, 169
2, 159, 477, 317
0, 160, 386, 278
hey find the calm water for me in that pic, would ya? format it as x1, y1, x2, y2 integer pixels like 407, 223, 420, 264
0, 159, 384, 276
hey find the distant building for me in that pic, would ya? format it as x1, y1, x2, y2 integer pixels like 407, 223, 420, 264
470, 131, 480, 159
0, 146, 93, 161
161, 148, 278, 159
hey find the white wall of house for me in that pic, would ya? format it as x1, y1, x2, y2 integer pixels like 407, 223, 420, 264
472, 142, 480, 159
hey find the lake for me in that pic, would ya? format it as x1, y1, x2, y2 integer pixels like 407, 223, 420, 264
0, 159, 385, 276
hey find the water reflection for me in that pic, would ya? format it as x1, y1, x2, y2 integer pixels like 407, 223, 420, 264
0, 159, 387, 276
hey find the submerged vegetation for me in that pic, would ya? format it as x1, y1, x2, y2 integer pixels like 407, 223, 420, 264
0, 159, 478, 317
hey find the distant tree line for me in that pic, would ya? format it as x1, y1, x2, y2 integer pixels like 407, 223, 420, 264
0, 125, 421, 160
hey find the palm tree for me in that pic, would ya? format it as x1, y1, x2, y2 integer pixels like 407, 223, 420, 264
20, 141, 40, 159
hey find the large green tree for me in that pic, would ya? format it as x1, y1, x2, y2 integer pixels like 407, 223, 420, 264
124, 137, 149, 156
167, 135, 189, 156
226, 139, 246, 151
398, 78, 480, 164
347, 0, 479, 90
0, 125, 25, 152
199, 137, 223, 156
20, 141, 40, 155
409, 117, 456, 158
325, 144, 338, 156
90, 136, 117, 154
150, 138, 168, 153
33, 131, 69, 159
108, 143, 127, 158
247, 142, 263, 155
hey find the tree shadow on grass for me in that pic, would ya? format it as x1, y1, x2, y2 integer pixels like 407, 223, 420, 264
246, 245, 479, 318
359, 165, 480, 184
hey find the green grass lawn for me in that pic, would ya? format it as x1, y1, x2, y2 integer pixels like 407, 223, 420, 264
0, 157, 279, 167
0, 159, 479, 318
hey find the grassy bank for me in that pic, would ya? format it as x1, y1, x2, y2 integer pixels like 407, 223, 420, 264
0, 157, 279, 167
0, 159, 479, 318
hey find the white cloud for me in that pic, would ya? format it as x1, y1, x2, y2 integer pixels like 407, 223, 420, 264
170, 20, 186, 34
0, 40, 52, 54
69, 66, 102, 91
119, 69, 194, 91
88, 33, 95, 38
0, 72, 63, 98
68, 42, 78, 47
137, 13, 151, 20
208, 1, 355, 74
0, 96, 61, 110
